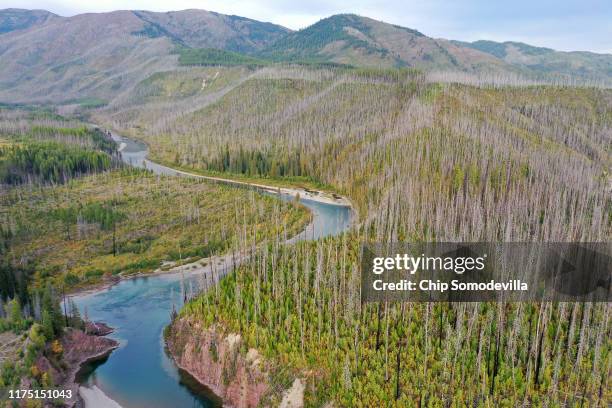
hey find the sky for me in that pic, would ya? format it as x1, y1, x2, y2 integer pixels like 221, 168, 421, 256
4, 0, 612, 53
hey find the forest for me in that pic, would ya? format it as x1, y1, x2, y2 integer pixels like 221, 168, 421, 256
177, 47, 268, 67
100, 66, 611, 232
106, 65, 609, 406
0, 109, 310, 404
0, 108, 124, 306
174, 235, 610, 406
0, 110, 119, 185
0, 5, 610, 407
0, 62, 609, 406
0, 168, 307, 294
0, 141, 113, 185
0, 282, 72, 393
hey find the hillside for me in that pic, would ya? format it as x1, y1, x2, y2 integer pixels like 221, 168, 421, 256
0, 6, 610, 408
0, 106, 310, 406
137, 66, 610, 405
132, 9, 289, 52
0, 9, 288, 103
102, 67, 611, 222
257, 13, 612, 84
0, 10, 176, 104
259, 14, 513, 73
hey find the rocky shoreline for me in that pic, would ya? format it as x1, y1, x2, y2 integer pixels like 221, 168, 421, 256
166, 317, 309, 408
25, 322, 119, 408
62, 324, 119, 408
165, 317, 274, 408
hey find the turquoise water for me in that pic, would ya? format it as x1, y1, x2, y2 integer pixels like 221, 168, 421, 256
73, 134, 352, 407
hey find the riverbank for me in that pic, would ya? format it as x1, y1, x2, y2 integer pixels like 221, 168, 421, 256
119, 132, 350, 407
146, 159, 353, 207
166, 318, 277, 408
166, 313, 312, 408
70, 250, 245, 299
68, 129, 353, 407
69, 129, 354, 300
15, 324, 120, 408
107, 126, 355, 209
62, 327, 119, 407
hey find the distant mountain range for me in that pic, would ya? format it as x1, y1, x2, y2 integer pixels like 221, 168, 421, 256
259, 14, 510, 71
0, 8, 610, 103
453, 39, 612, 80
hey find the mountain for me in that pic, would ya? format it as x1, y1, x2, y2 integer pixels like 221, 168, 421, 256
0, 9, 289, 103
0, 10, 175, 103
0, 9, 609, 105
453, 40, 612, 82
259, 14, 611, 83
258, 14, 517, 73
132, 10, 289, 53
0, 8, 57, 34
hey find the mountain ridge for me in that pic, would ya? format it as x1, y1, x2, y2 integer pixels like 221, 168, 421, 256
2, 8, 609, 55
257, 13, 610, 78
130, 9, 290, 52
0, 8, 609, 104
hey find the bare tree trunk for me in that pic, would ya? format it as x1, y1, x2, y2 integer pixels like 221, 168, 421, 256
376, 302, 383, 351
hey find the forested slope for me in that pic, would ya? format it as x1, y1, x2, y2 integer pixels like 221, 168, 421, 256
100, 67, 611, 241
135, 66, 612, 406
0, 107, 119, 184
170, 236, 611, 406
0, 107, 308, 345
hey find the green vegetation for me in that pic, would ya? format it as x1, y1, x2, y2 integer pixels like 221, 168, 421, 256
1, 7, 608, 405
0, 284, 68, 394
173, 18, 387, 68
0, 140, 113, 185
16, 124, 116, 154
137, 66, 612, 406
2, 8, 611, 108
177, 47, 269, 67
176, 46, 351, 70
177, 236, 611, 406
0, 169, 308, 291
207, 144, 306, 177
258, 14, 394, 64
454, 39, 612, 83
133, 70, 610, 222
0, 107, 310, 405
0, 50, 609, 405
0, 108, 119, 185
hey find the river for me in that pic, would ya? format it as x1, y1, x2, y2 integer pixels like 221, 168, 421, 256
73, 133, 353, 407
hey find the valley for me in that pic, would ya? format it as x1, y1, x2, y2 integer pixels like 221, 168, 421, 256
0, 5, 610, 408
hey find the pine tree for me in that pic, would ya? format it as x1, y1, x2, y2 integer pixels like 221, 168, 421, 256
40, 284, 64, 338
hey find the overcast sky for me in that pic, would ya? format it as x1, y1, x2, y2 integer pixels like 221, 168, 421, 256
5, 0, 611, 53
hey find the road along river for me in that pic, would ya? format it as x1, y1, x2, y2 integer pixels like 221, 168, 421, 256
73, 133, 353, 407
